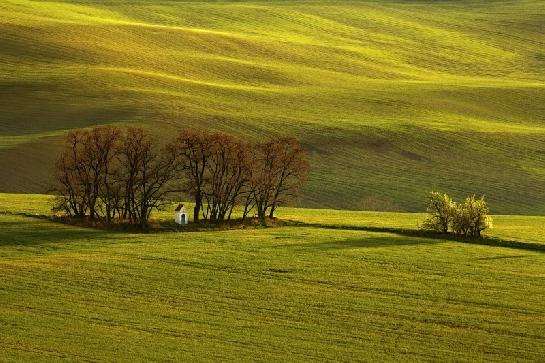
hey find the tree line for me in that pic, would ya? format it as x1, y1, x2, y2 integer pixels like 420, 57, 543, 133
53, 126, 309, 229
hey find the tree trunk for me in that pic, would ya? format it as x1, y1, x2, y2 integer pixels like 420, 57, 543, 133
257, 205, 267, 226
258, 211, 266, 226
269, 205, 276, 219
139, 205, 149, 230
194, 191, 202, 223
242, 202, 250, 224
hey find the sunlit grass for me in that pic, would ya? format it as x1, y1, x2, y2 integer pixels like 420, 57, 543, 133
1, 0, 545, 213
1, 193, 545, 360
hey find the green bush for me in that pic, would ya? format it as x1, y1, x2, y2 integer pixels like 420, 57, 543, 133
451, 195, 492, 238
422, 192, 455, 233
422, 192, 492, 238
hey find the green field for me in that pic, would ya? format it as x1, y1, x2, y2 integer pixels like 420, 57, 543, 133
3, 1, 545, 361
1, 0, 545, 213
1, 193, 545, 361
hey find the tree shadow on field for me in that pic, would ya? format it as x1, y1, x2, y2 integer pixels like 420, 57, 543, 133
285, 220, 545, 254
280, 235, 442, 251
0, 215, 118, 247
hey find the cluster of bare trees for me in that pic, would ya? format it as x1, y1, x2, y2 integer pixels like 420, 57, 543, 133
174, 129, 309, 225
54, 127, 179, 229
54, 126, 309, 228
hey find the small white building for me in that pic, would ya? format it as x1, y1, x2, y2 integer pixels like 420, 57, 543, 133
174, 204, 188, 225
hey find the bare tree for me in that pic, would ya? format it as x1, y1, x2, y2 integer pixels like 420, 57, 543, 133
54, 131, 88, 217
203, 134, 252, 222
54, 127, 121, 221
92, 126, 121, 223
172, 129, 214, 223
118, 128, 179, 229
249, 138, 309, 225
267, 137, 309, 218
117, 128, 148, 224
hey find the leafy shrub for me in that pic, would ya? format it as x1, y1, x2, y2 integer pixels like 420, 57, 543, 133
422, 192, 492, 238
451, 195, 492, 238
422, 192, 456, 233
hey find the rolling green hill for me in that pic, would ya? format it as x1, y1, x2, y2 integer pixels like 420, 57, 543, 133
1, 0, 545, 213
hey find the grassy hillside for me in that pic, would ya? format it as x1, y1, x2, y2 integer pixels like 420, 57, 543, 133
1, 193, 545, 361
1, 0, 545, 213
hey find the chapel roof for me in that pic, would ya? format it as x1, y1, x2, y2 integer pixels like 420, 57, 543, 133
175, 204, 185, 212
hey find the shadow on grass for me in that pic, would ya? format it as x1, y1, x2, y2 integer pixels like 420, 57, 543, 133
2, 212, 543, 254
0, 215, 118, 247
285, 220, 545, 253
276, 235, 442, 250
474, 255, 528, 261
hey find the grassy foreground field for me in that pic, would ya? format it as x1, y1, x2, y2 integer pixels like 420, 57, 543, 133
1, 0, 545, 213
1, 194, 545, 361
